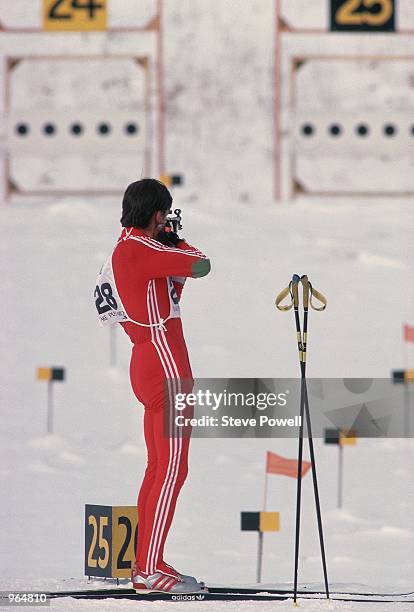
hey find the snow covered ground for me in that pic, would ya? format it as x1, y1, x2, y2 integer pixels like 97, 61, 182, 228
1, 1, 414, 611
1, 195, 413, 611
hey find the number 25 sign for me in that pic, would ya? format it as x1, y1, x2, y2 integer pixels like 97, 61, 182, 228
85, 505, 138, 579
43, 0, 107, 31
331, 0, 395, 31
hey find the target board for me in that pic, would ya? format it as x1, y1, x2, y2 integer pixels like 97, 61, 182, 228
276, 0, 414, 199
0, 0, 163, 201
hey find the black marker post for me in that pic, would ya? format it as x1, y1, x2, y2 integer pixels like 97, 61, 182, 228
37, 367, 66, 434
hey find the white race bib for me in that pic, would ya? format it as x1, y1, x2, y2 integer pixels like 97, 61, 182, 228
94, 255, 129, 326
167, 277, 181, 319
94, 251, 181, 328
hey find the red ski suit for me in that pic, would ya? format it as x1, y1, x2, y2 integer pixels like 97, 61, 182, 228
112, 226, 208, 575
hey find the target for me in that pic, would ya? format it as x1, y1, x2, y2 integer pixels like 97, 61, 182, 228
0, 0, 164, 202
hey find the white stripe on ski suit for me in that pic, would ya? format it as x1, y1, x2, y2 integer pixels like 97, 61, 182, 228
149, 284, 185, 576
144, 282, 177, 575
147, 283, 182, 575
145, 283, 178, 575
128, 234, 205, 258
144, 280, 183, 575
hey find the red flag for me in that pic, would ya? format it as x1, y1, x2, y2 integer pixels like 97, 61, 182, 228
403, 324, 414, 343
266, 451, 311, 479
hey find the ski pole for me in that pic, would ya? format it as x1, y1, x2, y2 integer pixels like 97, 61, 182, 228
275, 274, 328, 604
292, 275, 305, 605
300, 276, 329, 601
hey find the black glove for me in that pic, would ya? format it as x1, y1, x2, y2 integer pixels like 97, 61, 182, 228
156, 229, 183, 247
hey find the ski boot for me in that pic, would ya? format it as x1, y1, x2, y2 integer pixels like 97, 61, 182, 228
132, 565, 205, 594
156, 560, 204, 587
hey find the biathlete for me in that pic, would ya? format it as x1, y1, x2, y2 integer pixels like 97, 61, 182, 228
94, 179, 210, 594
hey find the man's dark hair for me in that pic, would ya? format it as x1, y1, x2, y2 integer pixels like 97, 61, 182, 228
120, 178, 172, 228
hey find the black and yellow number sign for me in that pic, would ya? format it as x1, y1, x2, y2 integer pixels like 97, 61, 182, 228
85, 505, 138, 578
331, 0, 395, 31
43, 0, 107, 31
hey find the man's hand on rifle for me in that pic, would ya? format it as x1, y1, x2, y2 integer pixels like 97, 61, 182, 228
156, 227, 183, 247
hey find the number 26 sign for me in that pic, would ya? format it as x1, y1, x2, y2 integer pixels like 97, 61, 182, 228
331, 0, 395, 31
43, 0, 107, 31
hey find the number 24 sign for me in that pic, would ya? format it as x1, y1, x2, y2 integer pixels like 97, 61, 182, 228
331, 0, 395, 31
43, 0, 107, 31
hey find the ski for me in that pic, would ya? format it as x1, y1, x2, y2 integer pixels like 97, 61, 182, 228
49, 591, 289, 602
210, 585, 414, 597
48, 586, 414, 603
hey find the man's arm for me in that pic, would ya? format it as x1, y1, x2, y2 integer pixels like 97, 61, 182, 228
130, 235, 211, 280
169, 239, 207, 299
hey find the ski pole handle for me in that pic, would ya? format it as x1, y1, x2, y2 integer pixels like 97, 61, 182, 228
300, 275, 310, 310
292, 275, 300, 310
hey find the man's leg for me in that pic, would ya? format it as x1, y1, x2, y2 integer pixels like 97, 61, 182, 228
136, 409, 157, 564
154, 417, 190, 571
136, 390, 190, 575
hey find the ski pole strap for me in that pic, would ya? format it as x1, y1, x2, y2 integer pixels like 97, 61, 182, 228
275, 277, 327, 312
308, 283, 327, 311
275, 282, 294, 311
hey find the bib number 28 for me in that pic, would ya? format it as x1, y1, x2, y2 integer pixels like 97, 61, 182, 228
95, 283, 118, 315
